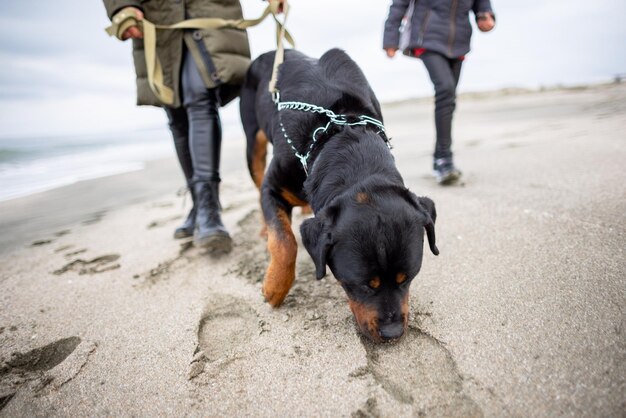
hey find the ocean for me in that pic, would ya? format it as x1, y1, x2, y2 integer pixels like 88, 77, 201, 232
0, 129, 172, 202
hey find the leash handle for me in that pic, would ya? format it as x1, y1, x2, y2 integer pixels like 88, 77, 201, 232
105, 7, 141, 39
105, 0, 294, 106
268, 0, 291, 95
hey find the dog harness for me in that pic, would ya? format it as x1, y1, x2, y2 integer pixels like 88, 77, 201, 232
274, 92, 392, 176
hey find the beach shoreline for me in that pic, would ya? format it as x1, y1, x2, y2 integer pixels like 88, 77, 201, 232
0, 123, 251, 255
0, 157, 181, 255
2, 82, 620, 255
0, 84, 624, 416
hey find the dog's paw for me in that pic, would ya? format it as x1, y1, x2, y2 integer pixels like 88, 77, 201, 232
262, 270, 295, 307
262, 281, 288, 307
263, 243, 296, 307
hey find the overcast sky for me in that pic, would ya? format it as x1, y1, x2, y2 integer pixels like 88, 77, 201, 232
0, 0, 624, 139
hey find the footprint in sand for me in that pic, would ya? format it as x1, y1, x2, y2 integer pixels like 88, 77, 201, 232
0, 336, 88, 411
82, 211, 106, 225
0, 393, 14, 412
53, 254, 121, 275
137, 242, 193, 287
189, 296, 258, 380
360, 327, 482, 416
30, 239, 52, 247
146, 215, 182, 229
64, 248, 88, 257
54, 245, 74, 253
3, 337, 81, 373
352, 397, 381, 418
228, 210, 269, 285
30, 230, 71, 248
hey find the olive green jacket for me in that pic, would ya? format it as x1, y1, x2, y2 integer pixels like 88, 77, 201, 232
103, 0, 251, 108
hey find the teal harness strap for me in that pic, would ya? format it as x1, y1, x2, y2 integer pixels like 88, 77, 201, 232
275, 94, 392, 176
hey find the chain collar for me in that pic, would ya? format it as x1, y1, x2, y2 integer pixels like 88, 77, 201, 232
274, 91, 392, 176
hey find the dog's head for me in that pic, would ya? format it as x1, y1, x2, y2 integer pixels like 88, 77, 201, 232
300, 187, 438, 343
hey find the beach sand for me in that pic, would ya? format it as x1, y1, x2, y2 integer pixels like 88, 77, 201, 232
0, 84, 624, 416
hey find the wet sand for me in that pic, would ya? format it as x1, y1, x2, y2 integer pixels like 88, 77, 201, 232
0, 130, 248, 255
0, 84, 625, 416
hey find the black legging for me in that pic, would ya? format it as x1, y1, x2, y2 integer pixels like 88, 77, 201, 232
164, 50, 222, 183
420, 51, 463, 160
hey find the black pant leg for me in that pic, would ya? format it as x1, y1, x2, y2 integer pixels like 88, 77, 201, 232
164, 106, 193, 181
180, 50, 222, 183
420, 51, 463, 160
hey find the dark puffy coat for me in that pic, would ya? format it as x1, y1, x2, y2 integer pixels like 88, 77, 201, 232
103, 0, 251, 107
383, 0, 494, 59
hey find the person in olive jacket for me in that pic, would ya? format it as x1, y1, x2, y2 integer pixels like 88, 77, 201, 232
103, 0, 265, 253
383, 0, 495, 185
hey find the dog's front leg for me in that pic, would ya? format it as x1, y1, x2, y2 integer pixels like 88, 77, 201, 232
261, 184, 297, 307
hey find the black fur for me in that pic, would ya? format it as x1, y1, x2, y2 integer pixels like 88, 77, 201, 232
240, 48, 438, 342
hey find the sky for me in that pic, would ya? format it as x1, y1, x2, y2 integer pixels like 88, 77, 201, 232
0, 0, 624, 140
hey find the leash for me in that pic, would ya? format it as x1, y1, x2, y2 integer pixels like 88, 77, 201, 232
105, 0, 294, 105
274, 94, 392, 176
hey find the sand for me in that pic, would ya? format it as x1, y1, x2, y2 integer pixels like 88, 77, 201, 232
0, 84, 624, 417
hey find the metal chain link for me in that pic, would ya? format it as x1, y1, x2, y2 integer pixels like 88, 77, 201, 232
275, 93, 391, 176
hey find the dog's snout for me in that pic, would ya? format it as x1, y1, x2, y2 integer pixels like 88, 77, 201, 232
379, 321, 405, 341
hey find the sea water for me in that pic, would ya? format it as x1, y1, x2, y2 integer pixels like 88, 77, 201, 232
0, 129, 172, 202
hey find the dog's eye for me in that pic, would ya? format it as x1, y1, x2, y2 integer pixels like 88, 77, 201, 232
369, 277, 381, 289
395, 273, 407, 285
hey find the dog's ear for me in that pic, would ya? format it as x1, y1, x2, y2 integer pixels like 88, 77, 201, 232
300, 204, 341, 280
406, 193, 439, 256
416, 196, 439, 256
300, 216, 333, 279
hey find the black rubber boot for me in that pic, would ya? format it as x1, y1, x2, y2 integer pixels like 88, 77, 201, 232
173, 183, 196, 239
193, 180, 232, 253
179, 51, 231, 252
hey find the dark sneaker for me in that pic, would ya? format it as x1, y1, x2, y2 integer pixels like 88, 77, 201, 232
433, 158, 462, 185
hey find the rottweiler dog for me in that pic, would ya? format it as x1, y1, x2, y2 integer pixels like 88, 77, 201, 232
239, 48, 439, 342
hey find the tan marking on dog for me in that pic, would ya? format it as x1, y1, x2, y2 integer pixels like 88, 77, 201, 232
348, 299, 380, 342
355, 192, 370, 204
259, 223, 268, 239
280, 188, 308, 207
401, 292, 410, 329
369, 277, 381, 289
263, 208, 297, 307
252, 129, 268, 189
300, 205, 313, 215
396, 272, 407, 284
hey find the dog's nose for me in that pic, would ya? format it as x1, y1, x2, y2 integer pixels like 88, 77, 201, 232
379, 321, 405, 341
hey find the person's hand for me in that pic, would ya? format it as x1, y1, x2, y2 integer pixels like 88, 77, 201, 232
268, 0, 285, 14
121, 7, 144, 40
385, 48, 398, 58
477, 12, 495, 32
